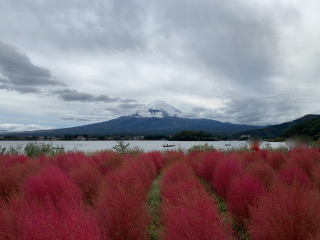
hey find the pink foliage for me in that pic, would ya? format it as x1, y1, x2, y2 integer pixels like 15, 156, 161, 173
133, 153, 157, 187
52, 152, 92, 173
246, 161, 276, 190
212, 155, 242, 199
145, 151, 164, 173
226, 174, 266, 224
160, 161, 195, 189
68, 162, 104, 205
160, 161, 235, 240
287, 148, 316, 177
0, 157, 40, 202
163, 151, 185, 169
311, 166, 320, 189
1, 154, 28, 167
0, 198, 104, 240
277, 166, 311, 188
90, 151, 124, 174
248, 183, 320, 240
194, 151, 224, 182
95, 159, 155, 240
23, 165, 82, 206
161, 195, 234, 240
267, 151, 287, 170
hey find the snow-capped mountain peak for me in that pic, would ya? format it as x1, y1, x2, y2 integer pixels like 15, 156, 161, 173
133, 100, 182, 118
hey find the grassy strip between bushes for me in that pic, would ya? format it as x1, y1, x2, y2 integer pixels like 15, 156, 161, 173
199, 179, 249, 240
147, 175, 162, 240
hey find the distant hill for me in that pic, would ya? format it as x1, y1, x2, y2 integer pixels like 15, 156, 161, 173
170, 131, 218, 141
281, 118, 320, 140
1, 116, 264, 136
238, 114, 320, 139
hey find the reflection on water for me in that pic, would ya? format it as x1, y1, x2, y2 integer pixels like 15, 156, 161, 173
0, 140, 286, 152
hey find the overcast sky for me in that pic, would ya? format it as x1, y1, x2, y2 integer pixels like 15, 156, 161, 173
1, 0, 320, 132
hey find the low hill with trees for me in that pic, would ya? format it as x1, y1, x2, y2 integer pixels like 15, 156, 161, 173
281, 118, 320, 140
169, 131, 219, 141
237, 114, 320, 139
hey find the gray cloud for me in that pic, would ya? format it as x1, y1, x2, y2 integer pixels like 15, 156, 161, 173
60, 114, 108, 122
222, 94, 305, 125
0, 0, 148, 53
52, 88, 136, 104
0, 41, 65, 93
117, 102, 146, 110
52, 89, 118, 102
0, 123, 53, 133
149, 0, 299, 93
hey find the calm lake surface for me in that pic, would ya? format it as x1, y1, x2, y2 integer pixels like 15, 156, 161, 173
0, 140, 286, 152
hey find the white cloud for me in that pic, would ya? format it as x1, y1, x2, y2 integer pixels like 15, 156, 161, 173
0, 124, 53, 133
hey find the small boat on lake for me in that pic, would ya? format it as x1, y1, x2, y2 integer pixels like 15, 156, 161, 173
162, 143, 176, 148
225, 143, 231, 146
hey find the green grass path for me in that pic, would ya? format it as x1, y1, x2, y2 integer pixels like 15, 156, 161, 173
147, 175, 162, 240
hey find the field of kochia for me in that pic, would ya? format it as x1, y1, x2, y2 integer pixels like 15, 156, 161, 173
1, 147, 320, 239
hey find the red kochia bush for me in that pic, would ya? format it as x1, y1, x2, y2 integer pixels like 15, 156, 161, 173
246, 161, 276, 190
90, 151, 124, 174
145, 151, 164, 173
23, 165, 82, 206
248, 182, 320, 240
287, 148, 316, 178
160, 161, 195, 189
96, 164, 152, 240
160, 161, 198, 206
161, 195, 235, 240
133, 153, 157, 187
311, 166, 320, 189
68, 162, 104, 205
226, 174, 266, 224
0, 157, 40, 202
194, 151, 224, 182
160, 161, 235, 240
162, 151, 185, 169
52, 152, 91, 173
1, 154, 28, 167
267, 151, 287, 170
0, 198, 104, 240
212, 155, 242, 199
277, 166, 311, 188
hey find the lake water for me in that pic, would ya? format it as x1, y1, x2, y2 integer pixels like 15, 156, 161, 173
0, 140, 286, 152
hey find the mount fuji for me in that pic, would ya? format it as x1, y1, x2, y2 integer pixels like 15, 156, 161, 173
1, 100, 265, 136
133, 100, 182, 118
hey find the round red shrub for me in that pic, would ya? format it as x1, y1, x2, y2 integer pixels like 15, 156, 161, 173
249, 183, 320, 240
212, 155, 242, 199
68, 163, 104, 205
287, 148, 316, 178
163, 151, 185, 169
267, 151, 287, 171
0, 198, 104, 240
194, 151, 224, 182
23, 165, 82, 206
226, 174, 266, 224
96, 167, 150, 240
277, 166, 311, 188
246, 161, 276, 190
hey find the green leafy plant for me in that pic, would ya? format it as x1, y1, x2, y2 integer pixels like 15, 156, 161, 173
7, 145, 23, 155
0, 145, 6, 155
112, 141, 130, 154
24, 142, 64, 158
187, 143, 216, 154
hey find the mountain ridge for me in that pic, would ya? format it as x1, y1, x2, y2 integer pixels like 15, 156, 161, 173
237, 114, 320, 139
0, 116, 264, 136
